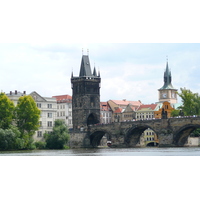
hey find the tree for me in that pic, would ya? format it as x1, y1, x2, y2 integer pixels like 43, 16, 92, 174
44, 119, 70, 149
171, 109, 180, 117
14, 95, 40, 149
0, 92, 15, 129
178, 88, 200, 116
15, 95, 41, 134
0, 125, 24, 150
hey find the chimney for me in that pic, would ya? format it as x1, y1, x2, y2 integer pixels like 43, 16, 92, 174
23, 91, 26, 95
15, 90, 17, 95
10, 91, 12, 95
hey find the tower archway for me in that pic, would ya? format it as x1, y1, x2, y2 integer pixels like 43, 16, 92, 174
87, 113, 99, 126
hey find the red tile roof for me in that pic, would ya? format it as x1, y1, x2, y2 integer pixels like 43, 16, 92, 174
52, 95, 72, 103
137, 104, 157, 111
114, 107, 123, 113
100, 102, 111, 111
111, 99, 142, 106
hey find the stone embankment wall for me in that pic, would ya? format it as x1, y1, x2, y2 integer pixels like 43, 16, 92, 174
185, 137, 200, 147
68, 132, 87, 148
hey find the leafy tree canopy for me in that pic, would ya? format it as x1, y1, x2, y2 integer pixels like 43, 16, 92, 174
178, 88, 200, 116
0, 92, 15, 129
15, 95, 41, 135
45, 119, 70, 149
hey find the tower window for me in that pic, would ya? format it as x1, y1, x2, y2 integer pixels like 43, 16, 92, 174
90, 97, 95, 107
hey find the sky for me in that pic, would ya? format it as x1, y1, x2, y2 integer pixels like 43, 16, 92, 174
1, 43, 200, 104
1, 1, 200, 104
0, 1, 200, 105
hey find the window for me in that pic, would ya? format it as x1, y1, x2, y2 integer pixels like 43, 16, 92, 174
47, 131, 53, 134
48, 113, 52, 118
37, 103, 41, 108
48, 121, 53, 127
48, 104, 52, 108
39, 121, 42, 127
37, 131, 42, 137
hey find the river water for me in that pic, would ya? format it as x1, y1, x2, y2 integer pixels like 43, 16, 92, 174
1, 146, 200, 156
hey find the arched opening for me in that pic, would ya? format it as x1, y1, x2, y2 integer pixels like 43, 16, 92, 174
146, 142, 159, 147
87, 113, 99, 126
89, 130, 111, 148
125, 125, 159, 147
173, 124, 200, 146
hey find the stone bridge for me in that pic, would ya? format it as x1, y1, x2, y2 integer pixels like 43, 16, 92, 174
81, 116, 200, 148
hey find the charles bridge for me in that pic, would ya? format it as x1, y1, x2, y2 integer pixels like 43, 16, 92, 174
69, 116, 200, 148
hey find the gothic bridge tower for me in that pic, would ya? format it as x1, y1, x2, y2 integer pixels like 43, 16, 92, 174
71, 54, 101, 129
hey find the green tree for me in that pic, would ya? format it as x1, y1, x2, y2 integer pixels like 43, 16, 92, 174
178, 88, 200, 116
171, 109, 180, 117
15, 95, 41, 134
15, 95, 40, 149
0, 125, 24, 150
44, 119, 70, 149
0, 92, 15, 129
190, 128, 200, 137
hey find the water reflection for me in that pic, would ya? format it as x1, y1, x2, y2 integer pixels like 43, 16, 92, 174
1, 147, 200, 156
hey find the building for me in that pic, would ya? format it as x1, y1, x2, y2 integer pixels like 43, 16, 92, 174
158, 60, 178, 104
100, 102, 112, 124
135, 104, 159, 146
108, 99, 142, 122
6, 90, 27, 105
156, 60, 182, 118
52, 95, 73, 129
7, 90, 57, 141
71, 54, 101, 129
135, 104, 158, 120
123, 104, 138, 122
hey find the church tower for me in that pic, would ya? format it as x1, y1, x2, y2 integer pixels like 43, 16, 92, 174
71, 54, 101, 129
158, 60, 178, 104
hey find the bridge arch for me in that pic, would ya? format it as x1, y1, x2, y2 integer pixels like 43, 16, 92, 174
173, 124, 200, 146
124, 125, 158, 147
89, 129, 112, 147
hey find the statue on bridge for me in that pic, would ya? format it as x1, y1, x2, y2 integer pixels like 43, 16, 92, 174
162, 108, 168, 119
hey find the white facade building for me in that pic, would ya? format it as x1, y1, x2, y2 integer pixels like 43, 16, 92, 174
7, 90, 57, 141
52, 95, 73, 129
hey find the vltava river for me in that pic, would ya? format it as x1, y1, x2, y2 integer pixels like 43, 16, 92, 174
1, 147, 200, 156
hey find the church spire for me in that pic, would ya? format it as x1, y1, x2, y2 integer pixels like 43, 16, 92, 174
159, 60, 174, 90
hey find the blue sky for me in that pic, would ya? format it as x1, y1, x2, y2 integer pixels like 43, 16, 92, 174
1, 43, 200, 104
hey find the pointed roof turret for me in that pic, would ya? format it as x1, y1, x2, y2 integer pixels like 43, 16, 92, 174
93, 66, 97, 76
79, 55, 92, 77
98, 69, 100, 77
159, 61, 175, 90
